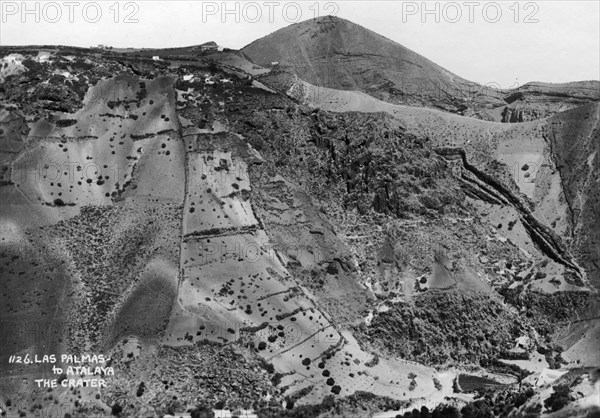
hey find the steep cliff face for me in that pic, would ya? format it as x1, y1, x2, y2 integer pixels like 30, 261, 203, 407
501, 106, 543, 123
507, 82, 600, 106
496, 81, 600, 122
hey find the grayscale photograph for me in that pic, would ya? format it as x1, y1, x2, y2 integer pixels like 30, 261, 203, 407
0, 1, 599, 417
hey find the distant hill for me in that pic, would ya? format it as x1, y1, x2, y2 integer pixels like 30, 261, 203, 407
242, 16, 598, 119
242, 16, 502, 113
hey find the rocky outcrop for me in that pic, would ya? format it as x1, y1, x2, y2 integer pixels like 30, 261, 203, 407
501, 106, 543, 123
498, 81, 600, 122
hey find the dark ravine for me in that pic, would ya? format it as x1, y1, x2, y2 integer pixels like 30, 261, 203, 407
435, 147, 584, 279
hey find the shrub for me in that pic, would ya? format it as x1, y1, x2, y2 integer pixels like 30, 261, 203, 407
111, 403, 122, 416
544, 384, 571, 412
190, 404, 215, 418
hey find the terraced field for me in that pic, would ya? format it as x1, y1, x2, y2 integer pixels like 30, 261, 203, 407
162, 88, 453, 403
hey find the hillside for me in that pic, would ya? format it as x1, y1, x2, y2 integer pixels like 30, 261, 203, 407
242, 16, 599, 120
242, 16, 502, 113
0, 17, 599, 418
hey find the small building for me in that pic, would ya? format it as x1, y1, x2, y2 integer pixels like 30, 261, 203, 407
270, 61, 279, 66
200, 41, 219, 53
152, 56, 161, 61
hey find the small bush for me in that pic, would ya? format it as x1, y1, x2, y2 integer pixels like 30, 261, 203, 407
111, 403, 122, 416
544, 384, 571, 412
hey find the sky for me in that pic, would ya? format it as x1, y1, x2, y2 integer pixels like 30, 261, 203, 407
1, 0, 598, 88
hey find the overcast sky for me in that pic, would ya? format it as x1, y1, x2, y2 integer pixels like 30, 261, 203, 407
1, 1, 598, 87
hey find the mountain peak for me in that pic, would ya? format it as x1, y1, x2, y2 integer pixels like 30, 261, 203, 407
241, 15, 473, 107
242, 15, 410, 66
310, 14, 344, 22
